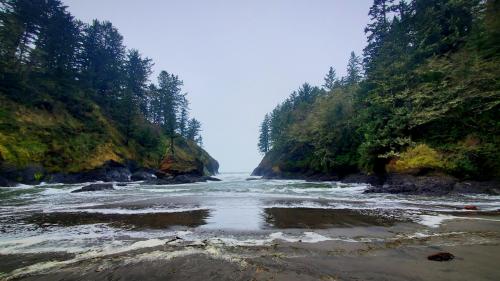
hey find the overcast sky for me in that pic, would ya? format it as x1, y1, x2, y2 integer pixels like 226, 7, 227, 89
62, 0, 372, 172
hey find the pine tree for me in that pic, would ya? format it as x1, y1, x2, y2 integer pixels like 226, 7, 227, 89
186, 118, 202, 141
258, 114, 271, 153
322, 67, 339, 91
177, 94, 189, 137
147, 83, 161, 124
363, 0, 395, 73
81, 20, 126, 108
32, 0, 81, 78
157, 71, 183, 135
345, 51, 362, 85
124, 49, 153, 115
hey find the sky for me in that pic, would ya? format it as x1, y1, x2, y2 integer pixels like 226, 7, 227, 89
62, 0, 372, 172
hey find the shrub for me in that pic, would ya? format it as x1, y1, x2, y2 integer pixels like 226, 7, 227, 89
387, 144, 445, 174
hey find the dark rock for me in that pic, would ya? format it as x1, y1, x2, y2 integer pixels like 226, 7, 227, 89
173, 174, 199, 184
116, 183, 128, 186
0, 163, 45, 185
364, 174, 457, 195
0, 175, 16, 187
201, 176, 221, 181
464, 205, 478, 210
341, 173, 384, 186
131, 170, 157, 181
143, 174, 220, 185
427, 252, 455, 261
246, 177, 260, 181
47, 161, 131, 184
453, 181, 500, 195
143, 178, 175, 185
305, 174, 340, 182
71, 183, 114, 193
363, 173, 500, 195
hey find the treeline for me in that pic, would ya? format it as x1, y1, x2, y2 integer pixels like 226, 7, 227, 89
258, 0, 500, 179
0, 0, 203, 146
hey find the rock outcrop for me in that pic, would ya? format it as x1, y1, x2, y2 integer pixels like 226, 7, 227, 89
364, 174, 500, 195
71, 183, 114, 193
253, 153, 500, 195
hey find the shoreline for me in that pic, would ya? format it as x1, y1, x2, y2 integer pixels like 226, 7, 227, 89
2, 217, 499, 281
0, 160, 220, 188
1, 175, 499, 280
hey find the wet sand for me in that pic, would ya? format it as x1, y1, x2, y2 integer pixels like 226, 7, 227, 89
27, 209, 210, 229
2, 217, 499, 281
263, 207, 403, 228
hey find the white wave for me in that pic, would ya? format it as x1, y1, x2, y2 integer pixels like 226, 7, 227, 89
71, 207, 206, 214
139, 188, 191, 193
418, 214, 457, 228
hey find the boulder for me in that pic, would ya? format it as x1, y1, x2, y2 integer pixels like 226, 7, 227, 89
173, 174, 199, 184
453, 181, 500, 195
202, 176, 221, 182
0, 175, 16, 187
364, 174, 457, 195
71, 183, 114, 193
0, 163, 45, 185
47, 161, 131, 184
427, 252, 454, 261
341, 173, 384, 185
131, 170, 157, 181
143, 178, 175, 185
363, 173, 500, 195
143, 175, 221, 185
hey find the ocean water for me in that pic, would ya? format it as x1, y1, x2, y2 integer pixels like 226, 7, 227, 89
1, 172, 499, 256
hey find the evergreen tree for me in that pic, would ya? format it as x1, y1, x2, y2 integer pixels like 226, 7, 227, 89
124, 49, 153, 115
363, 0, 395, 73
32, 0, 81, 78
345, 51, 362, 85
322, 67, 339, 91
186, 118, 202, 141
147, 83, 161, 124
258, 114, 271, 153
81, 20, 125, 108
157, 70, 183, 135
177, 94, 189, 137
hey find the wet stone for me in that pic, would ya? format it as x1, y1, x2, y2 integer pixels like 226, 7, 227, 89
428, 252, 455, 261
71, 183, 114, 193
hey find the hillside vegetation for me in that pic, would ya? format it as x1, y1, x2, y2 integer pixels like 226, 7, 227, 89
255, 0, 500, 181
0, 0, 217, 183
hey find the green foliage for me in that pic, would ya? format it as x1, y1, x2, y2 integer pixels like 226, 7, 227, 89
0, 0, 210, 173
387, 144, 445, 173
258, 0, 500, 180
258, 114, 271, 154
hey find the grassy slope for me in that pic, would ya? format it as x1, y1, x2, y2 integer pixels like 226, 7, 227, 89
0, 95, 217, 175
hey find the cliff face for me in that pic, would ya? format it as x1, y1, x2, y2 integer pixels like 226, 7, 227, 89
159, 138, 219, 177
252, 143, 331, 179
0, 96, 218, 185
